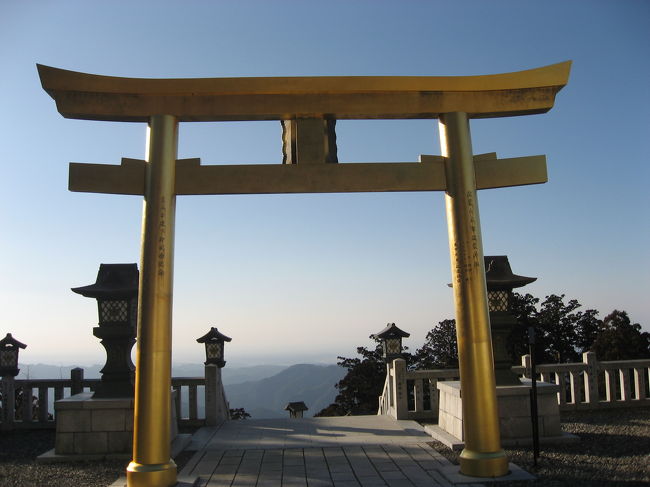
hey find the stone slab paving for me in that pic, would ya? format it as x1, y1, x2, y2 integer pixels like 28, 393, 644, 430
178, 416, 494, 486
182, 444, 461, 486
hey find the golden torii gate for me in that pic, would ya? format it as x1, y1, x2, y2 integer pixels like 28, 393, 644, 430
39, 61, 570, 486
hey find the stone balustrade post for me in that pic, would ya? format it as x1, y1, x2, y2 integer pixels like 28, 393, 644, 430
582, 352, 599, 404
205, 364, 228, 425
391, 358, 408, 420
1, 376, 16, 430
521, 354, 532, 378
386, 362, 394, 412
70, 367, 84, 396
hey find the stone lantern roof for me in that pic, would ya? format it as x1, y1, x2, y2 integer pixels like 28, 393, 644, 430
484, 256, 536, 290
372, 323, 410, 340
71, 263, 139, 298
0, 333, 27, 350
196, 327, 232, 344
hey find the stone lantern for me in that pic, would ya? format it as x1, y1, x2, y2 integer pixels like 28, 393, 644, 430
0, 333, 27, 378
72, 263, 138, 398
484, 255, 536, 386
196, 327, 231, 367
373, 323, 410, 362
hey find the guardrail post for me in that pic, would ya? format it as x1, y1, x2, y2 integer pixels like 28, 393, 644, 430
1, 376, 16, 430
633, 367, 647, 400
386, 362, 397, 418
414, 379, 424, 412
205, 364, 228, 425
71, 367, 84, 395
522, 354, 532, 378
582, 352, 599, 405
391, 358, 408, 420
428, 378, 438, 413
620, 368, 631, 401
22, 383, 32, 423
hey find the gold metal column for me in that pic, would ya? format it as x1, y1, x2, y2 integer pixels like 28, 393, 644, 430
127, 114, 178, 487
439, 112, 509, 477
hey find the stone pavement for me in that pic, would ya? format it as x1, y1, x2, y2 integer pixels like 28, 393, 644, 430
176, 416, 533, 486
182, 443, 459, 487
110, 416, 533, 486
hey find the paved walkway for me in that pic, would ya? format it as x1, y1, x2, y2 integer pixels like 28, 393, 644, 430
176, 416, 524, 486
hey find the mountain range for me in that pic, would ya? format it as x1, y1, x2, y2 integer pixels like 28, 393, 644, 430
224, 363, 346, 418
16, 362, 346, 419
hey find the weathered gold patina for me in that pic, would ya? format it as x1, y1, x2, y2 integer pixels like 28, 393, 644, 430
39, 62, 570, 484
38, 61, 569, 121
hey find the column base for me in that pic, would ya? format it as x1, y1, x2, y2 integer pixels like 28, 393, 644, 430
126, 460, 177, 487
459, 448, 509, 477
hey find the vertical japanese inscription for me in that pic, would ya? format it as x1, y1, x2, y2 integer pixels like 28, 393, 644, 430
452, 190, 480, 286
157, 196, 167, 277
466, 190, 481, 273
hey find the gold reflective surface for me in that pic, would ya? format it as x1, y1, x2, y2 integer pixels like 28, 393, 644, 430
126, 115, 178, 487
38, 61, 571, 122
68, 152, 545, 196
440, 112, 508, 477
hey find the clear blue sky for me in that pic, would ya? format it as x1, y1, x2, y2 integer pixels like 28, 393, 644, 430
1, 1, 648, 366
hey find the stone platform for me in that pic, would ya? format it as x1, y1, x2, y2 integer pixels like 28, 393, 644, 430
37, 390, 181, 462
428, 380, 577, 449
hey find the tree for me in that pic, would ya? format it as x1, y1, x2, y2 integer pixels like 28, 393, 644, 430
591, 310, 650, 361
412, 319, 458, 369
317, 299, 647, 417
574, 308, 602, 354
229, 407, 251, 420
315, 343, 386, 416
509, 293, 601, 363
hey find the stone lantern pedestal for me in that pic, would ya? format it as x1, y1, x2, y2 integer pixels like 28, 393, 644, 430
428, 256, 577, 449
432, 380, 569, 448
39, 264, 182, 461
45, 391, 179, 459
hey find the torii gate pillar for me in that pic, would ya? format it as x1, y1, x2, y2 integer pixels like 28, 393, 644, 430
440, 112, 506, 475
126, 115, 178, 486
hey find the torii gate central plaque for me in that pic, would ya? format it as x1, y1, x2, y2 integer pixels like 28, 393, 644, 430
39, 61, 571, 486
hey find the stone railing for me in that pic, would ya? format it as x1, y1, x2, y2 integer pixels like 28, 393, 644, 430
1, 365, 229, 430
172, 365, 230, 427
0, 368, 97, 430
520, 352, 650, 411
379, 352, 650, 420
378, 358, 460, 420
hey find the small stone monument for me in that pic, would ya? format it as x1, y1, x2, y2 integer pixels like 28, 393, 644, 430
285, 402, 308, 419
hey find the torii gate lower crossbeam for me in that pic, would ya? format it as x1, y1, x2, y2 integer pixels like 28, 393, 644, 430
38, 62, 571, 486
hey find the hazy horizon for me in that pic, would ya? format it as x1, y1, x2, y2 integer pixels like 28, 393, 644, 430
17, 351, 343, 369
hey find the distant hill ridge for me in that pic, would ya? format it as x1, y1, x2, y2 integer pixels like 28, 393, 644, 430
16, 362, 345, 419
224, 363, 346, 419
17, 363, 289, 385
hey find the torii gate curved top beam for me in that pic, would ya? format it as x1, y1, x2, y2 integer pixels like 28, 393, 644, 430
38, 61, 570, 122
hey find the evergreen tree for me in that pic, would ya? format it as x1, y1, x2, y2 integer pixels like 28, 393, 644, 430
315, 343, 386, 416
509, 293, 601, 363
591, 310, 650, 360
412, 319, 458, 369
316, 298, 647, 417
